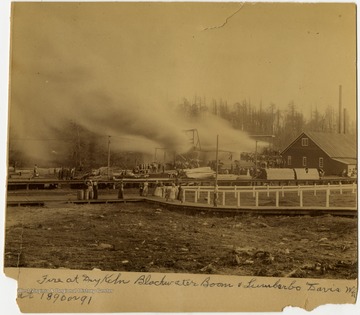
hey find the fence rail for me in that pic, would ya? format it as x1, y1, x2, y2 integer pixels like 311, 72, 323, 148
182, 183, 357, 209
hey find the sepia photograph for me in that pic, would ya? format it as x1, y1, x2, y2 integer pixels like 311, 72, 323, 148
2, 1, 358, 313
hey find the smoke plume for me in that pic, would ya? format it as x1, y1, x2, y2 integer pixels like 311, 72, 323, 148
9, 6, 256, 165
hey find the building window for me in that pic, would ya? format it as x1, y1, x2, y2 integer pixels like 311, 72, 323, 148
319, 157, 324, 168
301, 138, 309, 146
302, 157, 307, 167
287, 156, 292, 166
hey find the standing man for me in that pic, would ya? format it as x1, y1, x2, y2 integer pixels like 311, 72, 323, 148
139, 182, 144, 196
87, 180, 94, 199
177, 184, 183, 203
93, 181, 98, 200
118, 181, 124, 199
33, 164, 39, 178
143, 180, 149, 197
213, 185, 219, 207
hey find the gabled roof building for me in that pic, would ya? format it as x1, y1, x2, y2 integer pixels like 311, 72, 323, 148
281, 131, 357, 176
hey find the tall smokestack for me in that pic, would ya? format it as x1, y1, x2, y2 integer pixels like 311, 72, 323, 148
338, 85, 342, 134
343, 108, 347, 134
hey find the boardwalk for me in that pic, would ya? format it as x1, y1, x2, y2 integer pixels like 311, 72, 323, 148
6, 186, 357, 217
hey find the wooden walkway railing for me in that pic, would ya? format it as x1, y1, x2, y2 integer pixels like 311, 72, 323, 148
182, 183, 357, 209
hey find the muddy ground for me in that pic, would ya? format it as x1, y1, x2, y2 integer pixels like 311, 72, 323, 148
4, 202, 357, 279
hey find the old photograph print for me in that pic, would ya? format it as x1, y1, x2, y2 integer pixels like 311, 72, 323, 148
5, 2, 357, 284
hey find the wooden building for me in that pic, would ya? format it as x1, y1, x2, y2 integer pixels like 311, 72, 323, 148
281, 131, 357, 176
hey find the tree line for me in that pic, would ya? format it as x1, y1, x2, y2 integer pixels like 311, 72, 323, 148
176, 96, 355, 151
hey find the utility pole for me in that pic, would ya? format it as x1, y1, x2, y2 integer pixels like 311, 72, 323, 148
255, 140, 258, 171
214, 135, 219, 207
107, 135, 111, 179
215, 134, 219, 186
76, 123, 81, 169
250, 135, 275, 177
338, 85, 342, 134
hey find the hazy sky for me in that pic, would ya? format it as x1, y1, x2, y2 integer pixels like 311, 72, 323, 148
8, 2, 357, 161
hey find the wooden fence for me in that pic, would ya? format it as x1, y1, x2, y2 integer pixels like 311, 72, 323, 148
182, 183, 357, 209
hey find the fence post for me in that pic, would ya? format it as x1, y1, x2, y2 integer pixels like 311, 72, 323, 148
267, 184, 270, 197
255, 191, 259, 207
276, 191, 279, 207
194, 189, 198, 203
326, 187, 330, 208
339, 181, 342, 195
222, 191, 225, 205
234, 185, 237, 197
182, 189, 186, 203
237, 191, 240, 207
299, 190, 303, 207
197, 186, 200, 199
327, 183, 331, 195
207, 191, 211, 205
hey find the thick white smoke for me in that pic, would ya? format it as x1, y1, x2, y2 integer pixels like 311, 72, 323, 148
8, 6, 257, 165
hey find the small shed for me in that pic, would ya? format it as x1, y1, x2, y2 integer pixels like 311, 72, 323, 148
293, 168, 320, 180
265, 168, 295, 180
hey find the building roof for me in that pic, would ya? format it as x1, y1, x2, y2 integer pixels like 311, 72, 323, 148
282, 131, 357, 159
332, 158, 357, 165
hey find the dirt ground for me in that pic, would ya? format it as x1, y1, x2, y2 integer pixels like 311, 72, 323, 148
4, 202, 357, 279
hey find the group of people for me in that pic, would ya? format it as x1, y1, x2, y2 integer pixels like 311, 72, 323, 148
84, 179, 98, 200
153, 182, 183, 202
57, 167, 76, 180
139, 181, 149, 196
133, 162, 166, 174
115, 180, 182, 202
83, 179, 218, 206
